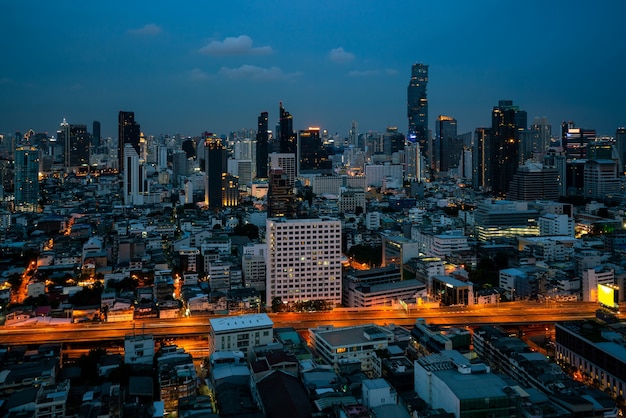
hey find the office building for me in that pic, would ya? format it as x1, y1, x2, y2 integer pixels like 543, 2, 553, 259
474, 200, 540, 242
490, 100, 527, 195
562, 123, 595, 160
92, 120, 101, 146
278, 102, 296, 154
472, 127, 492, 192
616, 127, 626, 175
415, 350, 520, 417
208, 313, 273, 354
256, 111, 269, 178
15, 145, 40, 211
118, 111, 141, 172
435, 115, 458, 173
204, 133, 228, 210
407, 63, 429, 162
267, 167, 296, 218
299, 127, 331, 174
266, 217, 342, 306
584, 159, 620, 200
507, 161, 559, 201
58, 120, 90, 171
555, 320, 626, 399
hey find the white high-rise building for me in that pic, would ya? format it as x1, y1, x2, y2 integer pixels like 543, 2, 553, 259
123, 143, 146, 205
266, 217, 342, 306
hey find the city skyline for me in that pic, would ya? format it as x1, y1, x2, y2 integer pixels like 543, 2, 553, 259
2, 1, 626, 138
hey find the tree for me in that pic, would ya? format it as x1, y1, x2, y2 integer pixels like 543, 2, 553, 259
271, 297, 284, 313
234, 223, 259, 240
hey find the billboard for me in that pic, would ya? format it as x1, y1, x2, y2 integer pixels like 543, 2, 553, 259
598, 283, 619, 310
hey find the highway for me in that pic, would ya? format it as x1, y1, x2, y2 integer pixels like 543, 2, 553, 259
0, 301, 599, 347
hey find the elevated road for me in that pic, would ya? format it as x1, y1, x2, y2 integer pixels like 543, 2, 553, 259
0, 301, 599, 346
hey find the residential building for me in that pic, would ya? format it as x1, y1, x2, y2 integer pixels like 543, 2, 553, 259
15, 145, 40, 211
266, 217, 342, 306
124, 334, 155, 365
208, 313, 273, 354
309, 324, 394, 372
414, 350, 520, 417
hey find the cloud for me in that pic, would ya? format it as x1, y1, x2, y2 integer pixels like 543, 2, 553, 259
0, 77, 12, 84
189, 68, 211, 81
328, 47, 355, 64
348, 68, 398, 77
128, 23, 163, 36
199, 35, 272, 56
219, 65, 300, 81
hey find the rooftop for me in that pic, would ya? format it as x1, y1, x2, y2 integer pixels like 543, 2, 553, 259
210, 313, 273, 333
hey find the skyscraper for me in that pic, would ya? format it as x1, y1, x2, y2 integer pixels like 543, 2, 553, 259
435, 115, 458, 173
92, 121, 101, 147
256, 111, 269, 178
299, 127, 331, 174
278, 102, 297, 154
59, 121, 90, 171
472, 127, 491, 192
204, 133, 228, 210
490, 100, 527, 195
123, 143, 146, 206
15, 145, 40, 211
118, 111, 141, 172
616, 127, 626, 176
407, 63, 429, 160
267, 153, 297, 218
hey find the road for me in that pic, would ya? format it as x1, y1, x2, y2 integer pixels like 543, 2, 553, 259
0, 301, 599, 346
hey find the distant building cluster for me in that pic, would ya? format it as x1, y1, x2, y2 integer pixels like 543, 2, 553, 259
0, 63, 624, 416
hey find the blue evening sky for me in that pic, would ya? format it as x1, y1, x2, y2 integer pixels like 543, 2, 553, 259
1, 1, 625, 139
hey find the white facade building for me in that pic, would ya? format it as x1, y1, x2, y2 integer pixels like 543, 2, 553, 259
582, 267, 614, 302
538, 214, 575, 236
208, 313, 273, 354
266, 217, 342, 305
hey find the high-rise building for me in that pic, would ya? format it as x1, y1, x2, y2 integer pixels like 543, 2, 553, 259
203, 133, 228, 210
490, 100, 527, 195
267, 167, 296, 218
562, 123, 595, 161
278, 102, 297, 154
435, 116, 458, 173
507, 161, 559, 201
58, 120, 90, 171
92, 121, 101, 147
15, 145, 40, 211
584, 159, 620, 200
118, 111, 141, 172
472, 127, 491, 191
123, 143, 147, 206
407, 63, 429, 160
256, 111, 269, 178
616, 127, 626, 176
299, 127, 331, 175
266, 217, 342, 306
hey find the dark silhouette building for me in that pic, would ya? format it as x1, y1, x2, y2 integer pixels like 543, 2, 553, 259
58, 120, 90, 170
435, 115, 458, 173
204, 133, 228, 210
256, 111, 269, 178
92, 120, 101, 147
299, 127, 331, 174
407, 63, 429, 160
278, 102, 297, 154
268, 167, 296, 218
490, 100, 527, 195
118, 111, 141, 172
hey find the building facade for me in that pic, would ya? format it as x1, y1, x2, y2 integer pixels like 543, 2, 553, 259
266, 217, 342, 306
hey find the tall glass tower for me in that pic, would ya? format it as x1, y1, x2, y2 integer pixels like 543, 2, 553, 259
256, 111, 269, 178
118, 111, 141, 172
407, 63, 429, 159
15, 145, 40, 211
